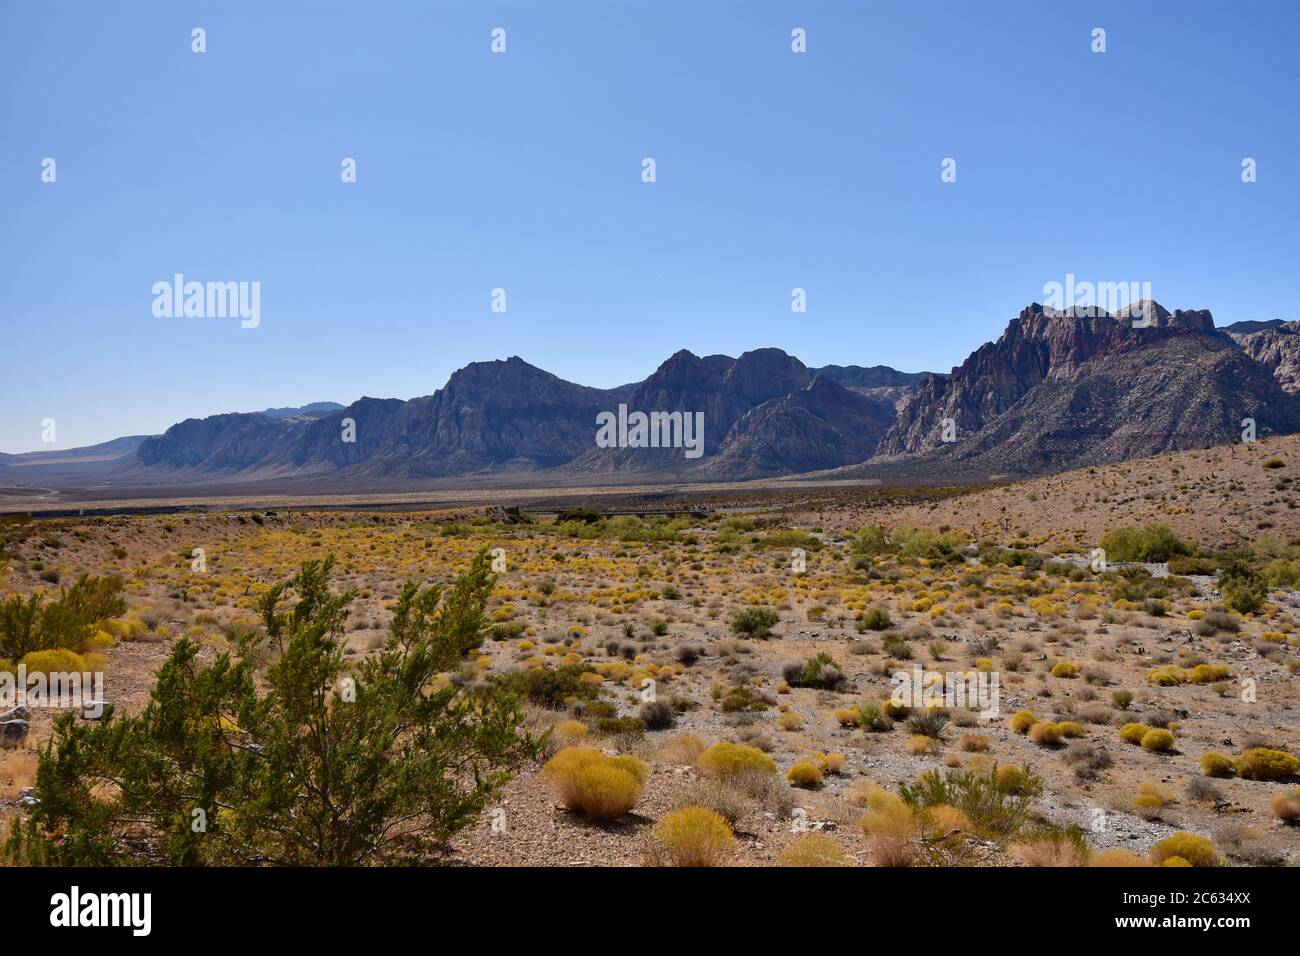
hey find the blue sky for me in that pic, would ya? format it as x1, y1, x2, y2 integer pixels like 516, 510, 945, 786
2, 0, 1297, 453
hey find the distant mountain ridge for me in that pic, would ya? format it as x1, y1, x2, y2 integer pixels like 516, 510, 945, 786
8, 300, 1299, 489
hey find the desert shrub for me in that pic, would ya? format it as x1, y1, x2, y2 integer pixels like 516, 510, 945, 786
1009, 825, 1090, 867
1119, 722, 1151, 745
1140, 728, 1176, 752
858, 606, 893, 632
657, 732, 708, 766
881, 634, 912, 660
594, 716, 646, 739
1147, 665, 1189, 686
786, 761, 823, 788
493, 663, 598, 708
782, 652, 847, 691
958, 734, 989, 752
1050, 661, 1077, 678
719, 684, 770, 713
1150, 832, 1219, 867
730, 607, 779, 638
1099, 524, 1191, 563
879, 698, 910, 720
1197, 609, 1240, 635
1270, 789, 1300, 822
0, 573, 125, 660
672, 779, 752, 827
542, 747, 647, 820
20, 647, 97, 675
1088, 849, 1153, 867
1056, 721, 1086, 738
1168, 556, 1216, 576
697, 742, 777, 780
900, 765, 1043, 839
554, 719, 589, 744
1196, 749, 1227, 780
1134, 781, 1177, 816
860, 786, 920, 866
905, 710, 949, 740
857, 703, 893, 733
1111, 690, 1133, 710
6, 552, 538, 866
1185, 664, 1230, 684
818, 752, 845, 774
834, 707, 861, 727
778, 832, 848, 867
993, 764, 1035, 794
778, 711, 803, 731
1217, 555, 1268, 615
1234, 747, 1300, 781
637, 700, 674, 730
1009, 709, 1036, 734
906, 734, 940, 755
1220, 575, 1266, 615
651, 807, 734, 866
1028, 722, 1062, 745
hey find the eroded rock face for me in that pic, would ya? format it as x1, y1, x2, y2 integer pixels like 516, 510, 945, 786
701, 375, 896, 479
1226, 320, 1300, 394
111, 301, 1300, 485
877, 302, 1236, 457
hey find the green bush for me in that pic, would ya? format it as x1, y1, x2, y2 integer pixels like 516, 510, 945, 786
5, 552, 538, 866
857, 606, 893, 632
493, 663, 598, 708
729, 606, 779, 638
1098, 523, 1191, 563
782, 653, 847, 691
0, 574, 125, 660
899, 766, 1043, 839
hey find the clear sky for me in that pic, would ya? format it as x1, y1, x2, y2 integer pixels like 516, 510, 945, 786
3, 0, 1297, 453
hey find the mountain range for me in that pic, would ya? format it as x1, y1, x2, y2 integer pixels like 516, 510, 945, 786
5, 302, 1299, 490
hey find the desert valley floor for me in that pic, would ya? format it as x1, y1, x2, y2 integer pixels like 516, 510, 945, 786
3, 436, 1300, 866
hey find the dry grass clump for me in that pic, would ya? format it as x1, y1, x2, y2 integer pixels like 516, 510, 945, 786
1140, 728, 1176, 752
697, 741, 777, 780
657, 732, 708, 766
1009, 830, 1089, 867
1200, 751, 1236, 778
1118, 722, 1149, 744
1088, 849, 1153, 867
1133, 781, 1177, 819
958, 733, 989, 752
1270, 788, 1300, 822
786, 761, 823, 789
859, 785, 920, 866
650, 807, 735, 866
541, 747, 649, 821
777, 832, 849, 867
1028, 721, 1062, 745
1150, 832, 1220, 867
1008, 709, 1036, 734
1234, 747, 1300, 781
672, 779, 754, 828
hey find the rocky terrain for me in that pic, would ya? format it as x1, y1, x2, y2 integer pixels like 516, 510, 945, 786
3, 438, 1298, 868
